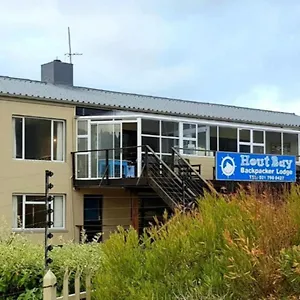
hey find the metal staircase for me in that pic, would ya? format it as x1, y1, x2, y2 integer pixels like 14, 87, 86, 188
142, 145, 217, 210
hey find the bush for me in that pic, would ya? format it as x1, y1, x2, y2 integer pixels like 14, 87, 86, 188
0, 225, 102, 299
93, 185, 300, 299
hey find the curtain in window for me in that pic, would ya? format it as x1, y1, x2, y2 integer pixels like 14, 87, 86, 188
54, 121, 64, 161
12, 195, 18, 228
53, 196, 64, 227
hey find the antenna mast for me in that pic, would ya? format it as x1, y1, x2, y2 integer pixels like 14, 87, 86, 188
65, 27, 82, 64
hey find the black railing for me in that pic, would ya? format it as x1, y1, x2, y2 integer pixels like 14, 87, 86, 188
171, 147, 217, 196
143, 145, 197, 208
72, 145, 141, 182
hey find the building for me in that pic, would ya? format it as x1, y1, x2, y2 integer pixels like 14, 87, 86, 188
1, 59, 300, 243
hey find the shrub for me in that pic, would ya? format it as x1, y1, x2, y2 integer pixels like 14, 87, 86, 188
0, 225, 102, 299
93, 184, 300, 300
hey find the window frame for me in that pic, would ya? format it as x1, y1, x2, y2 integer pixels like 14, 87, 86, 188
12, 194, 66, 231
12, 116, 66, 162
238, 128, 265, 154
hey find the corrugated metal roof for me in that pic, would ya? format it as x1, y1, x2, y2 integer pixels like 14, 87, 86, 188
0, 75, 299, 128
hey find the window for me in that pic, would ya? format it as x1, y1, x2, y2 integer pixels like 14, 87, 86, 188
182, 123, 208, 155
209, 126, 218, 152
238, 128, 264, 153
219, 127, 237, 152
13, 117, 65, 161
12, 195, 65, 230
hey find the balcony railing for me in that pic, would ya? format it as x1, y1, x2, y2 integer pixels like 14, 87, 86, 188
72, 146, 141, 182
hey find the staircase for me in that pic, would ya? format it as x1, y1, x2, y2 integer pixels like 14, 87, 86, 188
142, 145, 217, 210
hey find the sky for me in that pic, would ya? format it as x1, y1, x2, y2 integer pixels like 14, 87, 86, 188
1, 0, 300, 114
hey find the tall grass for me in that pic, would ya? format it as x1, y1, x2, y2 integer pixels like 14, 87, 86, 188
94, 184, 300, 299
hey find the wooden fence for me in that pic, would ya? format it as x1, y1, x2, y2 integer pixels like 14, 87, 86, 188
43, 269, 92, 300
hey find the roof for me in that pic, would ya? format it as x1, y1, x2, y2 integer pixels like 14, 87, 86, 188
0, 75, 299, 128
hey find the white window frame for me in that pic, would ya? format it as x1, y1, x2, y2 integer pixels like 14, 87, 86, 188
238, 128, 265, 154
12, 194, 65, 231
12, 116, 65, 162
141, 119, 180, 159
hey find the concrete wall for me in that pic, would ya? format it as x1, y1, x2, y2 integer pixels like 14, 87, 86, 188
0, 97, 76, 244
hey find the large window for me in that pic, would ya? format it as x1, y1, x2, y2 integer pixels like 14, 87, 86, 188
219, 127, 237, 152
238, 129, 265, 153
141, 119, 179, 157
182, 123, 208, 155
12, 195, 65, 230
13, 117, 65, 161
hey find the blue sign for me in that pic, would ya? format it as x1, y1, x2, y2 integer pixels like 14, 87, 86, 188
215, 152, 296, 182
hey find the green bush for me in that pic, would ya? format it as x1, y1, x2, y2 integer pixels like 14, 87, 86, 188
0, 225, 102, 299
93, 185, 300, 300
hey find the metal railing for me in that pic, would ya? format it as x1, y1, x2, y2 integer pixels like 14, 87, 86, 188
72, 145, 141, 182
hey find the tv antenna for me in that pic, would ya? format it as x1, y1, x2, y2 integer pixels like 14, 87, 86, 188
65, 27, 82, 64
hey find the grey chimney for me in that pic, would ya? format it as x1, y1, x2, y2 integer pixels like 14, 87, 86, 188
41, 59, 73, 86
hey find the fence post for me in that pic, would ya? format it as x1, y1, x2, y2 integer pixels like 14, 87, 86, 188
74, 269, 81, 300
43, 269, 57, 300
85, 273, 92, 300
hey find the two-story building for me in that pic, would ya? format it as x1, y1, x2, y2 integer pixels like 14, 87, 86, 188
1, 59, 300, 243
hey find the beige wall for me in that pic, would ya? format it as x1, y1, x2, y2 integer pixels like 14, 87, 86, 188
72, 188, 136, 242
0, 97, 76, 243
184, 156, 215, 180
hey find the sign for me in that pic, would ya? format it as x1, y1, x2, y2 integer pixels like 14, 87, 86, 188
215, 151, 296, 182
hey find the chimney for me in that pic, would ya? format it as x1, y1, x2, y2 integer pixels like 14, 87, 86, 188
41, 59, 73, 86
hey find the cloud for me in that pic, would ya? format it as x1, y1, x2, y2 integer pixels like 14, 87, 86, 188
234, 85, 300, 115
1, 0, 300, 111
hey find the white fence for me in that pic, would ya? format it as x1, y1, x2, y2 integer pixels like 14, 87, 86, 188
43, 269, 92, 300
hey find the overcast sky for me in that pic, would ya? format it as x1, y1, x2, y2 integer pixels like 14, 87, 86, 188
1, 0, 300, 114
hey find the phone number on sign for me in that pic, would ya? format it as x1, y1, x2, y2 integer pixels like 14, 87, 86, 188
249, 175, 285, 181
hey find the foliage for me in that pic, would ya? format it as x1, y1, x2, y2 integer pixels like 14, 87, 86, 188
0, 225, 102, 300
93, 184, 300, 299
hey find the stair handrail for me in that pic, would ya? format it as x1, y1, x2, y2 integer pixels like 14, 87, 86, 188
171, 147, 218, 196
145, 145, 185, 186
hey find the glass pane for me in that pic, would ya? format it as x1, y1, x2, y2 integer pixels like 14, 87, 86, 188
25, 118, 51, 160
91, 124, 98, 177
26, 195, 45, 202
161, 121, 179, 137
162, 138, 178, 153
253, 131, 264, 144
25, 203, 45, 228
77, 120, 88, 135
283, 133, 298, 156
142, 136, 159, 152
53, 121, 64, 161
183, 124, 196, 138
114, 124, 121, 178
77, 154, 89, 178
209, 126, 217, 151
142, 119, 159, 135
239, 144, 250, 153
12, 195, 23, 228
219, 127, 237, 152
183, 140, 197, 155
253, 146, 264, 154
239, 129, 250, 143
98, 124, 114, 150
53, 196, 64, 228
266, 132, 281, 154
198, 126, 207, 150
78, 137, 88, 151
13, 118, 23, 159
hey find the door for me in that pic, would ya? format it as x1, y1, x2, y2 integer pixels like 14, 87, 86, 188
84, 195, 102, 242
90, 121, 122, 178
